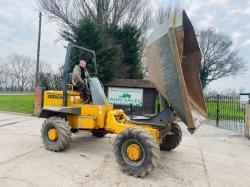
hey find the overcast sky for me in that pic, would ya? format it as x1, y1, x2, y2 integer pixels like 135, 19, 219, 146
0, 0, 249, 92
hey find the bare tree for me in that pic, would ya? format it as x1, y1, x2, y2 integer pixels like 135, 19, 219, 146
39, 61, 53, 75
37, 62, 64, 90
38, 0, 152, 34
198, 29, 246, 89
0, 58, 4, 90
7, 54, 35, 91
53, 65, 64, 90
0, 60, 15, 91
155, 6, 172, 25
37, 61, 55, 89
0, 55, 62, 92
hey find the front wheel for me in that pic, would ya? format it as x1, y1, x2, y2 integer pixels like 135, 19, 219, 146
114, 127, 160, 177
41, 116, 71, 152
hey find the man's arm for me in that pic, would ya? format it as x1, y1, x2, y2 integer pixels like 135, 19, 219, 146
72, 65, 84, 83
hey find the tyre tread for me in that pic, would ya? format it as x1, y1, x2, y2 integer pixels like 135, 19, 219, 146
41, 116, 71, 152
114, 127, 160, 177
160, 123, 182, 151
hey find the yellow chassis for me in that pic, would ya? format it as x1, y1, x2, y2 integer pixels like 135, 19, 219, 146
67, 104, 161, 142
42, 90, 161, 142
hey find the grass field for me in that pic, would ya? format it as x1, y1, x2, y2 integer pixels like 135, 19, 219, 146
0, 95, 34, 114
206, 100, 245, 120
0, 94, 247, 120
0, 91, 34, 95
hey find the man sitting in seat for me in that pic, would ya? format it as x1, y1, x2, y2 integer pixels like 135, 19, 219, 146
72, 59, 90, 101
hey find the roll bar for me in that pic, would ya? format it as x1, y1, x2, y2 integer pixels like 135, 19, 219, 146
63, 43, 97, 106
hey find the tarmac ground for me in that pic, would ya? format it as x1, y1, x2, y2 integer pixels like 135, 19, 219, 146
0, 112, 250, 187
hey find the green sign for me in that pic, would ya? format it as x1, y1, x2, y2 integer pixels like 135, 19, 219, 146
108, 87, 143, 106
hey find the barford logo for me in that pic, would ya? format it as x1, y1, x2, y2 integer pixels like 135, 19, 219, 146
48, 94, 63, 99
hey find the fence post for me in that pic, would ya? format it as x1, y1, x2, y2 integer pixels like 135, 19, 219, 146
216, 95, 220, 127
245, 104, 250, 139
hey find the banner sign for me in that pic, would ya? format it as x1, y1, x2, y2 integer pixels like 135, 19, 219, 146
108, 87, 143, 106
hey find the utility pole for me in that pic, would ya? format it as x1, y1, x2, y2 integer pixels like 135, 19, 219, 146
35, 12, 42, 86
34, 12, 42, 116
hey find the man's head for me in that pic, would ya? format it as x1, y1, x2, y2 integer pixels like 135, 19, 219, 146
79, 59, 86, 68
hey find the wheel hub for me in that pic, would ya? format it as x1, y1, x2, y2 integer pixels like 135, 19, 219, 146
48, 128, 58, 141
126, 143, 142, 161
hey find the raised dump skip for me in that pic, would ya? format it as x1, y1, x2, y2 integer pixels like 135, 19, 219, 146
146, 9, 207, 133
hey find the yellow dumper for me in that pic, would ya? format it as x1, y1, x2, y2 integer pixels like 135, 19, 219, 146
36, 9, 207, 177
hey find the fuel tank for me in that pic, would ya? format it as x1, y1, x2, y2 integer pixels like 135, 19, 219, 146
146, 9, 207, 133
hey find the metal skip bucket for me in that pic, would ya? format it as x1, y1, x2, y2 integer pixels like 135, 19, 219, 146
146, 10, 207, 133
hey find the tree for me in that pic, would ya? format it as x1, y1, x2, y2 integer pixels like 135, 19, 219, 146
109, 24, 143, 79
0, 60, 15, 91
0, 54, 55, 92
0, 58, 4, 90
50, 65, 64, 90
38, 61, 54, 89
7, 54, 35, 91
198, 29, 246, 89
62, 19, 120, 83
38, 0, 152, 35
155, 6, 172, 25
61, 18, 143, 82
39, 1, 146, 82
37, 61, 65, 90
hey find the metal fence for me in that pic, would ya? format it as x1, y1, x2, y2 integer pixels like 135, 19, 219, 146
205, 95, 247, 132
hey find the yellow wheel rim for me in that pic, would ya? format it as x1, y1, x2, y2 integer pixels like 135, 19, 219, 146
126, 143, 142, 161
48, 128, 58, 141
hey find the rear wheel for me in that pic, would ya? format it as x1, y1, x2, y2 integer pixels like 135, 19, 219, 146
114, 127, 160, 177
160, 123, 182, 151
41, 116, 71, 152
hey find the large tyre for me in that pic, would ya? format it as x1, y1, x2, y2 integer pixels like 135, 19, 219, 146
160, 123, 182, 151
92, 129, 107, 138
41, 116, 71, 152
114, 127, 160, 177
